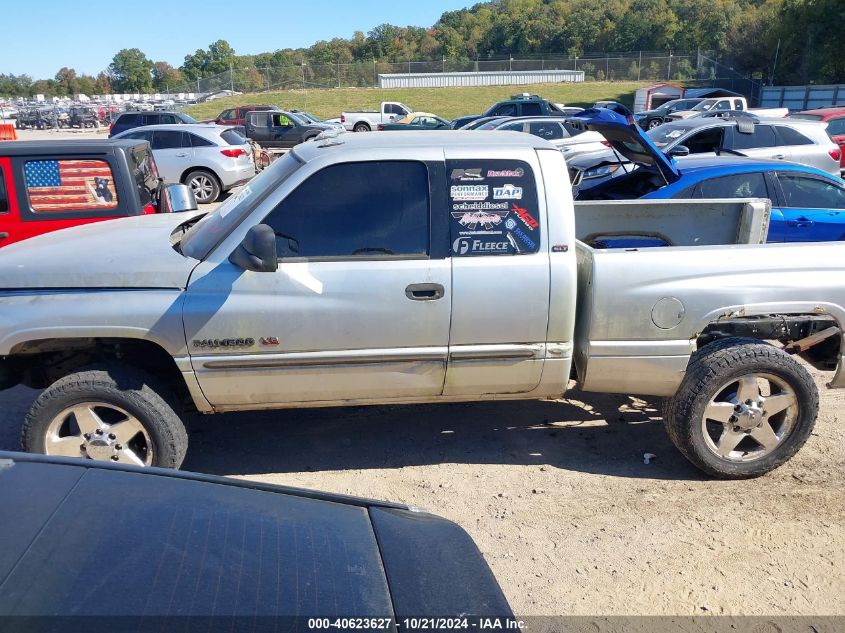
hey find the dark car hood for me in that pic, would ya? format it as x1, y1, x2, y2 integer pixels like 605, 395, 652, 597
0, 452, 512, 619
567, 107, 681, 183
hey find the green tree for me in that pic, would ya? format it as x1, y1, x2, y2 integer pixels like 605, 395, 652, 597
109, 48, 153, 92
54, 67, 78, 96
152, 62, 184, 92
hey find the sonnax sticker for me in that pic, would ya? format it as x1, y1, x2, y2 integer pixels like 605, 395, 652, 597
450, 185, 488, 201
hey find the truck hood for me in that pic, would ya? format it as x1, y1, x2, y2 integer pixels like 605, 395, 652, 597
0, 212, 204, 290
567, 107, 681, 183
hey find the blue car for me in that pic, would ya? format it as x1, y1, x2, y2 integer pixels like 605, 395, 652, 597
569, 108, 845, 242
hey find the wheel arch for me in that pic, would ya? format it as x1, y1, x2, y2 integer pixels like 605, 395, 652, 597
2, 336, 211, 413
694, 307, 844, 385
179, 165, 221, 187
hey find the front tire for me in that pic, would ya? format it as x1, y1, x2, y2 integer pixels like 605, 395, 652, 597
647, 118, 663, 130
664, 338, 818, 479
22, 365, 188, 469
183, 169, 221, 204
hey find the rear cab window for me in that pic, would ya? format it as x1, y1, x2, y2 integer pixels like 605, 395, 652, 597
23, 158, 118, 213
447, 160, 540, 256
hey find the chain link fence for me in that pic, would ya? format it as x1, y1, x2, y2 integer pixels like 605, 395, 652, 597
172, 51, 760, 101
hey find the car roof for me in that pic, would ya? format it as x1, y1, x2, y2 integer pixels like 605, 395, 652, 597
115, 123, 229, 135
794, 107, 845, 118
0, 139, 147, 155
293, 129, 553, 162
676, 155, 834, 177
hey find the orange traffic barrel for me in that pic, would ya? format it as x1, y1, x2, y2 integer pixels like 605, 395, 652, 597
0, 124, 16, 141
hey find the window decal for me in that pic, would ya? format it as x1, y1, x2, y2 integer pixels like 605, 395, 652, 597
25, 159, 118, 212
448, 160, 540, 256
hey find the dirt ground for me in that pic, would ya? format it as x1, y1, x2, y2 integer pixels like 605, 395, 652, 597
1, 365, 843, 616
3, 125, 844, 616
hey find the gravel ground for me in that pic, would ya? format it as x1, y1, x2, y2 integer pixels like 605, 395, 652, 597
3, 126, 843, 615
1, 366, 843, 616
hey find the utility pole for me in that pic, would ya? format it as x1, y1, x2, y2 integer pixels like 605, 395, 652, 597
667, 51, 672, 81
230, 61, 234, 92
770, 39, 781, 86
638, 50, 642, 81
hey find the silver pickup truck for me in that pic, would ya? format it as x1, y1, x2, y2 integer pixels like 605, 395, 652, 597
1, 132, 843, 479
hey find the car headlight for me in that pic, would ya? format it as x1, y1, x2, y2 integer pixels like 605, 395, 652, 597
581, 164, 621, 179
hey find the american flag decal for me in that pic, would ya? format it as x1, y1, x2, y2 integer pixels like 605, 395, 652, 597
24, 159, 118, 212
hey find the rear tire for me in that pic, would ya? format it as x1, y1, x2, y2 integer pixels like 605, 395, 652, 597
22, 365, 188, 469
647, 118, 663, 129
353, 122, 370, 132
664, 338, 818, 479
183, 169, 221, 204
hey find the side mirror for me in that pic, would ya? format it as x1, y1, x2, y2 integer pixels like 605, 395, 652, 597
229, 224, 278, 272
158, 183, 197, 213
669, 145, 690, 157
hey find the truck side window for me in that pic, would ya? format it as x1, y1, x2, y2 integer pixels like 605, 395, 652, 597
447, 160, 541, 256
264, 161, 429, 258
23, 159, 119, 213
520, 102, 542, 116
0, 166, 7, 213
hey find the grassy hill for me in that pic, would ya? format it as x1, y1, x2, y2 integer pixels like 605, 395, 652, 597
184, 81, 647, 121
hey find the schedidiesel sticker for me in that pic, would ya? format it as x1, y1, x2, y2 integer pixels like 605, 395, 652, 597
450, 184, 488, 201
493, 184, 523, 200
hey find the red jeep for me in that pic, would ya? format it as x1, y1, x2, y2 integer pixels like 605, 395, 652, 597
209, 105, 274, 127
0, 139, 187, 247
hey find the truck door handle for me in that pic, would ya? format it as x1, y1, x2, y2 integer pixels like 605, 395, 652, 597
0, 232, 8, 240
772, 154, 786, 160
405, 283, 444, 301
176, 152, 189, 157
787, 219, 815, 228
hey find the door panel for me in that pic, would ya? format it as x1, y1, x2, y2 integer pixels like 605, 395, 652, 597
150, 130, 191, 182
185, 159, 451, 406
443, 156, 550, 396
184, 259, 451, 405
776, 173, 845, 242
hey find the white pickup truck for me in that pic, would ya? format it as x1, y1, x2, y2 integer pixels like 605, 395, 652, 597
668, 96, 789, 121
1, 131, 843, 480
340, 101, 412, 132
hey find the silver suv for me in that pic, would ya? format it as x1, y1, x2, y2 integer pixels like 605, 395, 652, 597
570, 114, 841, 187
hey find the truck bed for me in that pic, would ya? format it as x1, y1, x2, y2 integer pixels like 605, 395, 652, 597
573, 239, 845, 396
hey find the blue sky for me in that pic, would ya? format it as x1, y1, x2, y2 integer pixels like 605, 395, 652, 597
0, 0, 467, 79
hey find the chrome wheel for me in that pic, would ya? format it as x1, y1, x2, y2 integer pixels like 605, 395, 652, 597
44, 402, 154, 466
700, 373, 798, 462
188, 174, 215, 202
647, 119, 663, 129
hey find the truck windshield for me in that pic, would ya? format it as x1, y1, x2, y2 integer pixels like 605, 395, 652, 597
180, 152, 302, 260
647, 124, 688, 148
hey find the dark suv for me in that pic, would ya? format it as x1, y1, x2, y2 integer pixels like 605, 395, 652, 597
108, 111, 198, 137
452, 94, 564, 129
